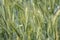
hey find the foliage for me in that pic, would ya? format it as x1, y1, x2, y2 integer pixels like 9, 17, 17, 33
0, 0, 60, 40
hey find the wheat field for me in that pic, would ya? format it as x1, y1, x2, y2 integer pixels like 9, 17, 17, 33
0, 0, 60, 40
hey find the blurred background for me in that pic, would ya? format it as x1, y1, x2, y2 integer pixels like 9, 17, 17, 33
0, 0, 60, 40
